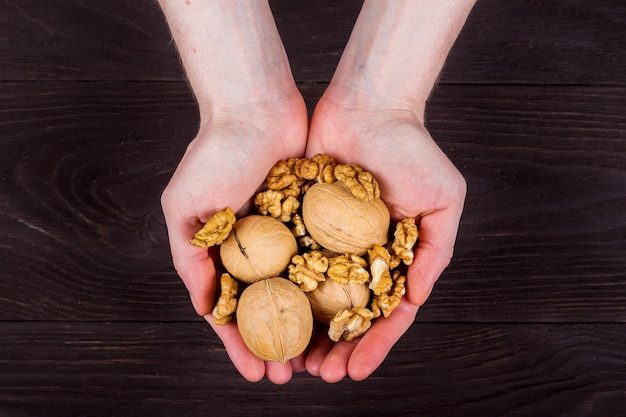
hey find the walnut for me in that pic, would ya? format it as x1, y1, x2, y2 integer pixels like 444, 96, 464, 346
292, 213, 324, 252
236, 277, 313, 362
265, 157, 321, 199
327, 254, 370, 285
212, 273, 238, 325
293, 157, 319, 180
220, 215, 297, 283
190, 208, 236, 248
299, 235, 321, 250
371, 271, 406, 319
368, 245, 393, 296
307, 279, 370, 324
302, 181, 390, 255
311, 153, 336, 184
188, 155, 416, 349
391, 218, 419, 266
334, 164, 380, 202
288, 251, 329, 292
254, 190, 300, 223
291, 213, 307, 237
266, 159, 301, 192
328, 307, 374, 342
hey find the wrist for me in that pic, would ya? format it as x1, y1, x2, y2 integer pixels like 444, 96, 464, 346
320, 80, 427, 124
159, 0, 299, 119
197, 82, 305, 127
325, 0, 475, 120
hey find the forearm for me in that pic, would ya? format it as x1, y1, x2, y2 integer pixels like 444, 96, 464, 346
158, 0, 297, 119
327, 0, 475, 119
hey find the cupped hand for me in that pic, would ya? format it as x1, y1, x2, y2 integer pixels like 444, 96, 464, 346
161, 97, 308, 384
304, 96, 467, 382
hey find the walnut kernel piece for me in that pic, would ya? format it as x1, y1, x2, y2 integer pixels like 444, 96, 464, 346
299, 235, 321, 250
254, 190, 300, 223
328, 307, 374, 342
291, 214, 307, 237
371, 271, 407, 319
368, 245, 393, 296
392, 217, 419, 266
311, 153, 337, 184
190, 207, 236, 248
254, 189, 282, 218
288, 251, 329, 292
212, 273, 238, 325
266, 159, 301, 192
302, 181, 390, 255
220, 215, 297, 283
237, 278, 313, 363
293, 158, 319, 180
334, 164, 380, 201
327, 254, 370, 285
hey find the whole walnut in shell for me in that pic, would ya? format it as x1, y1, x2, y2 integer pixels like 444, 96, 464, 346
237, 277, 313, 362
302, 181, 390, 255
306, 279, 370, 324
220, 215, 297, 283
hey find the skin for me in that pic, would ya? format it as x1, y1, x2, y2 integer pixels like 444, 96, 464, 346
158, 0, 474, 384
158, 0, 308, 384
304, 0, 473, 382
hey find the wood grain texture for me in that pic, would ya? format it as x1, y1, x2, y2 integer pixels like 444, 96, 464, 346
423, 85, 626, 323
1, 0, 625, 412
1, 82, 624, 322
1, 0, 625, 84
0, 81, 197, 321
1, 322, 624, 417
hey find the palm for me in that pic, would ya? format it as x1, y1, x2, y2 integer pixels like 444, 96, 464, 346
161, 101, 308, 384
304, 98, 466, 381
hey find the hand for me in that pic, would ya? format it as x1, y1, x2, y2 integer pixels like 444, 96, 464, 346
157, 0, 313, 384
161, 96, 308, 384
303, 95, 467, 382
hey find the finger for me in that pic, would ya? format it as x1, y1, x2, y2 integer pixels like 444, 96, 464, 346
318, 339, 358, 383
265, 361, 294, 385
205, 315, 266, 382
407, 200, 464, 307
305, 329, 335, 377
162, 193, 218, 316
290, 352, 307, 373
347, 298, 419, 381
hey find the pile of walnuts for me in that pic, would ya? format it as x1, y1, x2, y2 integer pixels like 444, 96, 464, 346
191, 154, 418, 363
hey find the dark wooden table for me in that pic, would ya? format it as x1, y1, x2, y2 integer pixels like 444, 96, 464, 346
1, 1, 625, 416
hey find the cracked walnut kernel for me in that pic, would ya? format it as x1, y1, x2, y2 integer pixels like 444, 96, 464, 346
190, 207, 236, 248
368, 245, 393, 296
371, 271, 406, 319
288, 251, 329, 292
327, 254, 370, 285
392, 217, 419, 266
254, 189, 300, 223
311, 153, 337, 184
328, 307, 374, 342
334, 164, 380, 202
212, 273, 239, 325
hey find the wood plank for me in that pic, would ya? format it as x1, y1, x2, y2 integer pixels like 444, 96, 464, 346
423, 84, 626, 322
0, 81, 199, 321
0, 0, 183, 81
1, 82, 624, 322
1, 0, 625, 84
1, 322, 625, 416
443, 0, 626, 85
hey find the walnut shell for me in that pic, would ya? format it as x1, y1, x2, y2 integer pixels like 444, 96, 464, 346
220, 215, 297, 283
302, 182, 390, 255
237, 277, 313, 362
306, 279, 371, 324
